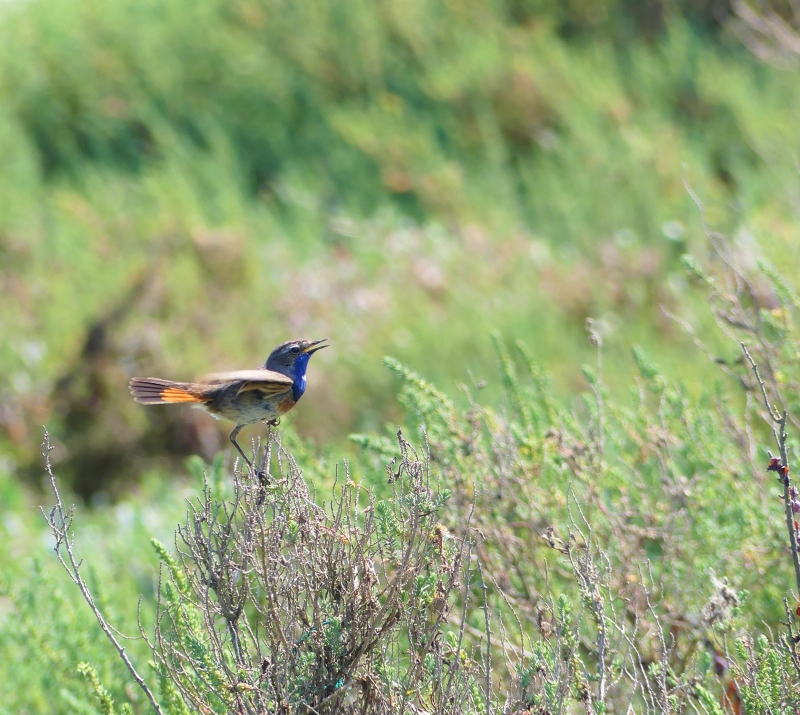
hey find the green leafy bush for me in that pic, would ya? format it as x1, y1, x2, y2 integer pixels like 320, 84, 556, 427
3, 227, 800, 712
3, 0, 800, 495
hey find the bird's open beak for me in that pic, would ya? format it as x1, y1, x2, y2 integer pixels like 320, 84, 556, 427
303, 338, 329, 355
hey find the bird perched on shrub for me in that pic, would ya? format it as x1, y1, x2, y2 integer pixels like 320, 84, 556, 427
129, 338, 328, 468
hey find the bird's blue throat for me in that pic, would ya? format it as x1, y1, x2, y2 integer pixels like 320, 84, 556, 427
289, 353, 311, 402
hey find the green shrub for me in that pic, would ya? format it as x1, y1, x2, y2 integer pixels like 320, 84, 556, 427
4, 0, 800, 494
2, 226, 799, 712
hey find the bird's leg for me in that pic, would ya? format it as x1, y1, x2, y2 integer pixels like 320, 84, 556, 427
229, 424, 271, 502
254, 422, 275, 505
229, 424, 253, 468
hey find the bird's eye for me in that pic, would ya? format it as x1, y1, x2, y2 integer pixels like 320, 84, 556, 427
290, 346, 301, 354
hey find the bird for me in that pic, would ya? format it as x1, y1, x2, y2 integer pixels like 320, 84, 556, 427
129, 338, 328, 470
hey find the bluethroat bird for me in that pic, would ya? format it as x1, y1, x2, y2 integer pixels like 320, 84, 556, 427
129, 339, 328, 470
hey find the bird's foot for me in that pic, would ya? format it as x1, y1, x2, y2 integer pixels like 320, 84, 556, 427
266, 418, 280, 427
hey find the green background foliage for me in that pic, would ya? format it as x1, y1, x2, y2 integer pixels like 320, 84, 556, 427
3, 0, 800, 493
3, 0, 800, 711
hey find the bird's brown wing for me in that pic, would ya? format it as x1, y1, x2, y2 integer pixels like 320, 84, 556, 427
201, 370, 293, 398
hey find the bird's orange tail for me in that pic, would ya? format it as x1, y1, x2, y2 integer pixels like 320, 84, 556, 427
129, 378, 212, 405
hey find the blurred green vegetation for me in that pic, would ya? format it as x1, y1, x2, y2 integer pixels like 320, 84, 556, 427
3, 251, 800, 710
5, 0, 800, 709
4, 0, 800, 494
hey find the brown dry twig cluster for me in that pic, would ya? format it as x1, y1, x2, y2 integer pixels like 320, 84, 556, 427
150, 428, 486, 714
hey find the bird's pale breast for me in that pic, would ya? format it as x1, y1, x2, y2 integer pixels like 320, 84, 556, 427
208, 385, 295, 425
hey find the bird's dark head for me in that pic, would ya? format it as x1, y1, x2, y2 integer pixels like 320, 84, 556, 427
265, 338, 328, 383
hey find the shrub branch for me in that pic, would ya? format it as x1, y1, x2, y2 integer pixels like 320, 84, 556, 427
40, 428, 165, 715
742, 344, 800, 598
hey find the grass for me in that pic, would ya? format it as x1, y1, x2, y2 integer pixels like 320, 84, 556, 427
4, 240, 800, 711
3, 0, 800, 710
2, 0, 800, 494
